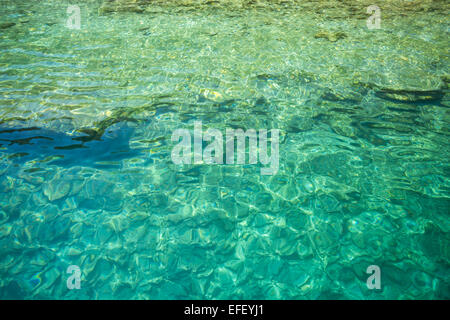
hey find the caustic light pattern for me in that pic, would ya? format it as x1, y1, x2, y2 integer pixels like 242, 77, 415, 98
0, 0, 448, 299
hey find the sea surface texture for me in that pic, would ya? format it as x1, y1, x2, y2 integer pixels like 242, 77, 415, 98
0, 0, 449, 299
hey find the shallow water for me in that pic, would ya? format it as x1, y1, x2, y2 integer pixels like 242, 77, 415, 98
0, 0, 449, 299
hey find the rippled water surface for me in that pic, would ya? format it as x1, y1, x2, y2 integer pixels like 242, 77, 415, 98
0, 0, 449, 299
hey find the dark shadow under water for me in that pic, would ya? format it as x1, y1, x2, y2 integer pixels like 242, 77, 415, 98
0, 122, 144, 168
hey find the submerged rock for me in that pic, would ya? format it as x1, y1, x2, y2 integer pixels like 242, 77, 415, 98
43, 180, 71, 201
0, 22, 16, 30
359, 78, 447, 103
99, 0, 147, 14
314, 30, 347, 42
97, 0, 450, 16
375, 88, 445, 103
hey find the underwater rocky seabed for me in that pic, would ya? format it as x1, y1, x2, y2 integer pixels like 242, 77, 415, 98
0, 0, 449, 299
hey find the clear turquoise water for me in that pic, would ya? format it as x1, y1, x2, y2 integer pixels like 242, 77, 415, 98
0, 0, 449, 299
